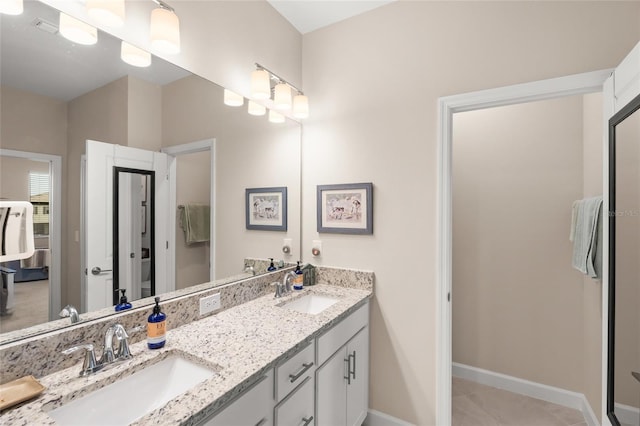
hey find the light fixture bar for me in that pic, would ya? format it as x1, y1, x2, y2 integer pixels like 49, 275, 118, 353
150, 0, 174, 13
255, 62, 304, 96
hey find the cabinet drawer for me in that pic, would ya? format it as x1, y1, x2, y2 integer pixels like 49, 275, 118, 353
201, 369, 273, 426
275, 377, 314, 426
317, 301, 369, 366
276, 341, 315, 401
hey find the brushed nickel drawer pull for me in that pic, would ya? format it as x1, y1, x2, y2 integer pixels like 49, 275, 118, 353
298, 416, 314, 426
289, 362, 314, 383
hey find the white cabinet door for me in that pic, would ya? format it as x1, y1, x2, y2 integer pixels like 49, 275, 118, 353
316, 346, 348, 426
346, 327, 369, 426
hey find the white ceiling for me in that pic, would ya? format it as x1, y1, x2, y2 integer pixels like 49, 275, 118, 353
266, 0, 397, 34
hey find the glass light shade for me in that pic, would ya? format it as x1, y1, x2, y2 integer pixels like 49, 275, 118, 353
0, 0, 23, 15
292, 94, 309, 119
59, 13, 98, 45
251, 69, 270, 100
273, 83, 292, 110
268, 109, 285, 124
248, 101, 266, 116
121, 42, 151, 67
150, 8, 180, 54
224, 89, 244, 107
86, 0, 125, 27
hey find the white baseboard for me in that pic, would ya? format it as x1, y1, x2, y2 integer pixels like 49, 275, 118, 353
614, 402, 640, 426
363, 409, 415, 426
453, 363, 599, 426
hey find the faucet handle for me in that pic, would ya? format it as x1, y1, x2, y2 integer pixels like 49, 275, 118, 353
62, 344, 103, 377
272, 281, 284, 298
114, 324, 133, 360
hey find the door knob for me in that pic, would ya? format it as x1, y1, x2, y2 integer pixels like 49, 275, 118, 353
91, 266, 112, 275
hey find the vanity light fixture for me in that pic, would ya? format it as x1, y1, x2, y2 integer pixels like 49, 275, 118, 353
250, 63, 309, 119
149, 0, 180, 54
121, 41, 152, 67
0, 0, 23, 15
224, 89, 244, 107
248, 100, 266, 116
59, 13, 98, 45
86, 0, 125, 28
268, 109, 285, 124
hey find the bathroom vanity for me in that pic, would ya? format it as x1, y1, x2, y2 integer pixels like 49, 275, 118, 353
0, 270, 373, 426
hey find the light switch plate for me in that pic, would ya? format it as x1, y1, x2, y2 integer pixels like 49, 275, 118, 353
200, 293, 221, 316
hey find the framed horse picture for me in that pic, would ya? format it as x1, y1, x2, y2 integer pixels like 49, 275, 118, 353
245, 187, 287, 231
317, 183, 373, 234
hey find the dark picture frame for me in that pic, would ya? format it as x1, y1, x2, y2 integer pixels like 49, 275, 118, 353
245, 187, 287, 231
317, 183, 373, 234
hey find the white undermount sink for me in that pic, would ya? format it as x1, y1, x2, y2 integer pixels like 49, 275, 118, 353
282, 294, 339, 315
48, 355, 216, 425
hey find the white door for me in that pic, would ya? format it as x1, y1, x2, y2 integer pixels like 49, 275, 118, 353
85, 140, 169, 311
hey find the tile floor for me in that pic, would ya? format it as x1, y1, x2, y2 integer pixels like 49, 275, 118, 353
452, 377, 588, 426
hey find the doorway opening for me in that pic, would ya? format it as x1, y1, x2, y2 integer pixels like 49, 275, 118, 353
436, 70, 612, 426
162, 139, 216, 289
0, 149, 61, 331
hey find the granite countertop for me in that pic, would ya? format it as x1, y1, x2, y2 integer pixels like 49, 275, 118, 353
2, 283, 372, 425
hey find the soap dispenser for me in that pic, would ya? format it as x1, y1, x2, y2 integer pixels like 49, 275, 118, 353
293, 261, 304, 290
267, 258, 277, 272
114, 289, 132, 312
147, 297, 167, 349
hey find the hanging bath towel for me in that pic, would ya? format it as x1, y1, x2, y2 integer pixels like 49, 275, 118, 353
180, 204, 210, 245
571, 196, 602, 279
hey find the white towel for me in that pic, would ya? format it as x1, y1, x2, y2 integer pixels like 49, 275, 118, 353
20, 249, 49, 269
571, 196, 603, 279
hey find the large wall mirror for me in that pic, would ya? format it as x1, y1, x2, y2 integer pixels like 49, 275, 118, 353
607, 92, 640, 426
0, 0, 301, 343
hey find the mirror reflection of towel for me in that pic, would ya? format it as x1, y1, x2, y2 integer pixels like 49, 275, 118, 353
20, 249, 49, 269
179, 204, 210, 245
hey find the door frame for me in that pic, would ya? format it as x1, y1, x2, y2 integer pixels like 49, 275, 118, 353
435, 69, 612, 425
161, 139, 216, 287
0, 148, 62, 321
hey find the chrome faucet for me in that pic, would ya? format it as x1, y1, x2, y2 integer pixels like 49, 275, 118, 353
283, 271, 296, 293
59, 305, 80, 324
62, 323, 133, 377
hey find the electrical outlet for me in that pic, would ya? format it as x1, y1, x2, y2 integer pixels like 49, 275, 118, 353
200, 293, 221, 316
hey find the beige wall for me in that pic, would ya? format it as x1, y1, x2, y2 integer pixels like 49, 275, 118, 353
300, 2, 640, 423
452, 97, 585, 391
127, 76, 162, 152
161, 75, 301, 280
0, 157, 50, 201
